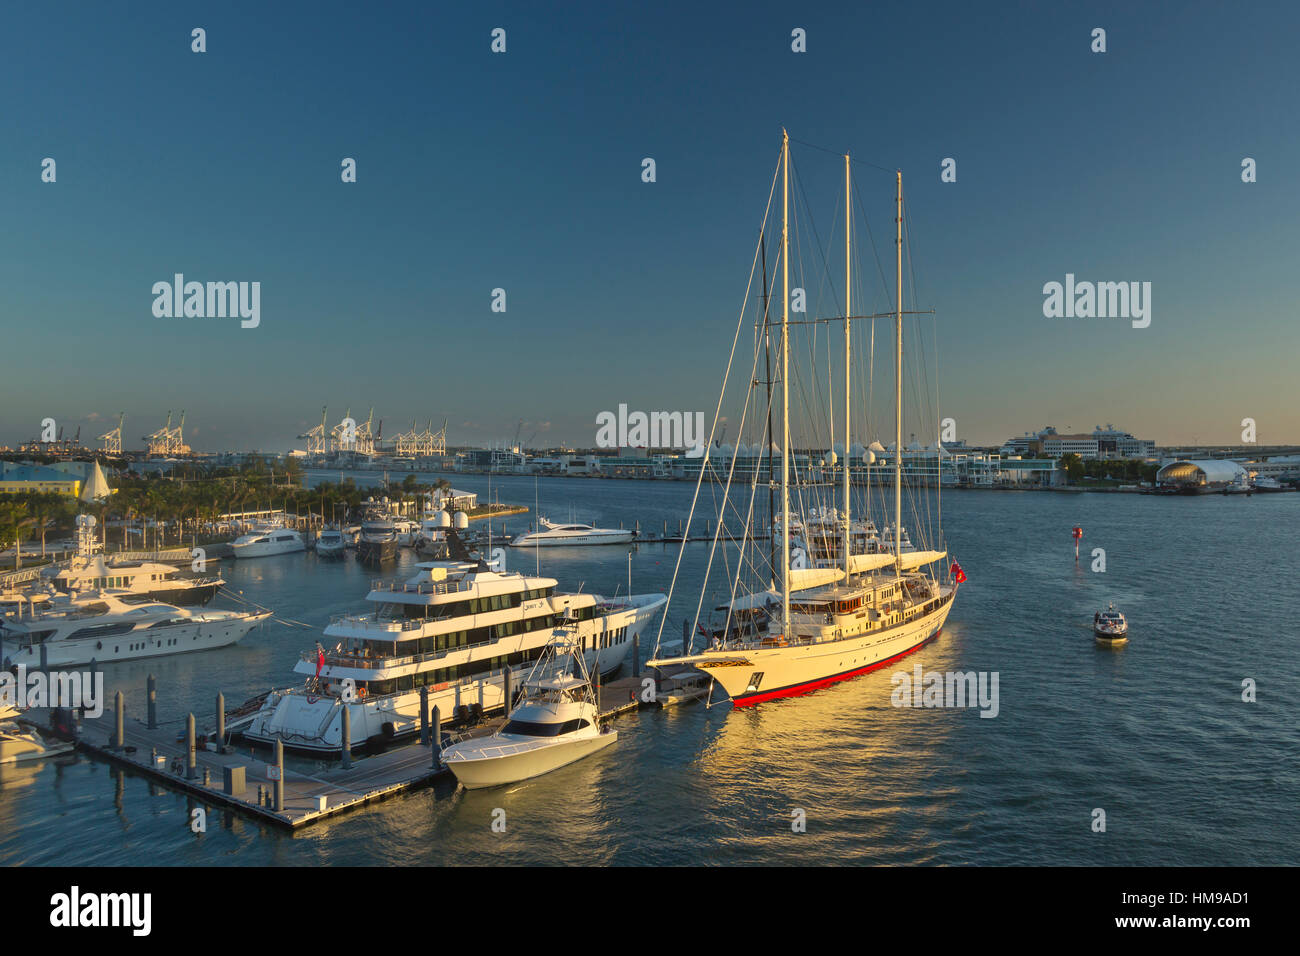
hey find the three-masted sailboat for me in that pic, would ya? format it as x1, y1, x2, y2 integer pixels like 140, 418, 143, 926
647, 131, 962, 706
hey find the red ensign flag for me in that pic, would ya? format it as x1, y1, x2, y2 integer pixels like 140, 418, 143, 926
951, 561, 967, 584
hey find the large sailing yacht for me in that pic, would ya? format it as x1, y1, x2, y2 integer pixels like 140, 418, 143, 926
648, 132, 961, 706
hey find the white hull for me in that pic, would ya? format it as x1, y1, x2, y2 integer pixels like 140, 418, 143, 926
446, 731, 616, 789
240, 611, 654, 753
2, 613, 267, 669
231, 539, 305, 558
663, 592, 953, 706
510, 531, 636, 547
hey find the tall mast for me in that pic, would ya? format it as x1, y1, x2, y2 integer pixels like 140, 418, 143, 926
843, 153, 852, 578
760, 232, 776, 586
893, 170, 903, 573
781, 130, 791, 635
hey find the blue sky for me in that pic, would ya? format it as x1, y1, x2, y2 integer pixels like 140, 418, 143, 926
2, 0, 1297, 451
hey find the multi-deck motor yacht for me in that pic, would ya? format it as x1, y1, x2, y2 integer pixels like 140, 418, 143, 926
510, 518, 635, 548
441, 638, 617, 789
1, 592, 270, 668
237, 558, 666, 753
43, 553, 224, 606
230, 528, 306, 558
356, 514, 398, 565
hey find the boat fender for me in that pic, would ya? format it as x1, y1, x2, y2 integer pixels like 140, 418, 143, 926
96, 641, 102, 650
381, 721, 396, 739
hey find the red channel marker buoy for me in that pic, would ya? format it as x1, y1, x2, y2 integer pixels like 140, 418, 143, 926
1072, 526, 1083, 561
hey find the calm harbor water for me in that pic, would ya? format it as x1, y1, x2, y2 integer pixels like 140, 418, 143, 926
3, 475, 1296, 866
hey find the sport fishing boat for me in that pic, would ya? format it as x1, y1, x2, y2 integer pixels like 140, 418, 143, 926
510, 518, 636, 547
648, 133, 961, 706
230, 528, 306, 558
236, 538, 666, 753
1093, 604, 1128, 644
441, 639, 616, 789
0, 593, 270, 668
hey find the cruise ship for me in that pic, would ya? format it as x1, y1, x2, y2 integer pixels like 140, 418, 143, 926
238, 557, 666, 753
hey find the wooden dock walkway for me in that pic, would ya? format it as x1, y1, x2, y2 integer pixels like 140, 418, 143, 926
24, 669, 657, 830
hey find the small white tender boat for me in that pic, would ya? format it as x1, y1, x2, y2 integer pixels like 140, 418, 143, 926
1093, 604, 1128, 644
510, 517, 635, 548
441, 639, 616, 789
655, 670, 711, 708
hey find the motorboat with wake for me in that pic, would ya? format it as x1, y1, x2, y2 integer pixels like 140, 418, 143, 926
1093, 604, 1128, 644
441, 638, 617, 789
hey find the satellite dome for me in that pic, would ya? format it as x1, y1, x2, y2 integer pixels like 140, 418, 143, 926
453, 511, 469, 530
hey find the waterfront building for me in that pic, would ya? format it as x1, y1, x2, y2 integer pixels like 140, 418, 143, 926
0, 463, 82, 496
1000, 424, 1155, 461
1155, 459, 1247, 493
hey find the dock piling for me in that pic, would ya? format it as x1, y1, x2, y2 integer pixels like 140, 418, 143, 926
114, 692, 125, 749
185, 713, 197, 780
340, 704, 352, 770
274, 739, 284, 812
215, 692, 225, 753
419, 686, 430, 745
147, 674, 157, 729
632, 633, 640, 679
431, 705, 442, 769
503, 667, 513, 718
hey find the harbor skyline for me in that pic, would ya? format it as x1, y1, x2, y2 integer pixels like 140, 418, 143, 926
4, 0, 1299, 450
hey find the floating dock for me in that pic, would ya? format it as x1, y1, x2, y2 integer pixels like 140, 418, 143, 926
25, 668, 656, 830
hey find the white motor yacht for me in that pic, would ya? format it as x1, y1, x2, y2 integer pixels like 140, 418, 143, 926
316, 527, 346, 558
442, 639, 617, 789
1, 593, 271, 668
236, 555, 666, 754
230, 528, 306, 558
510, 518, 635, 547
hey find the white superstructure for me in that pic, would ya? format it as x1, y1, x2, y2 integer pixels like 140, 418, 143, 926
238, 561, 665, 753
